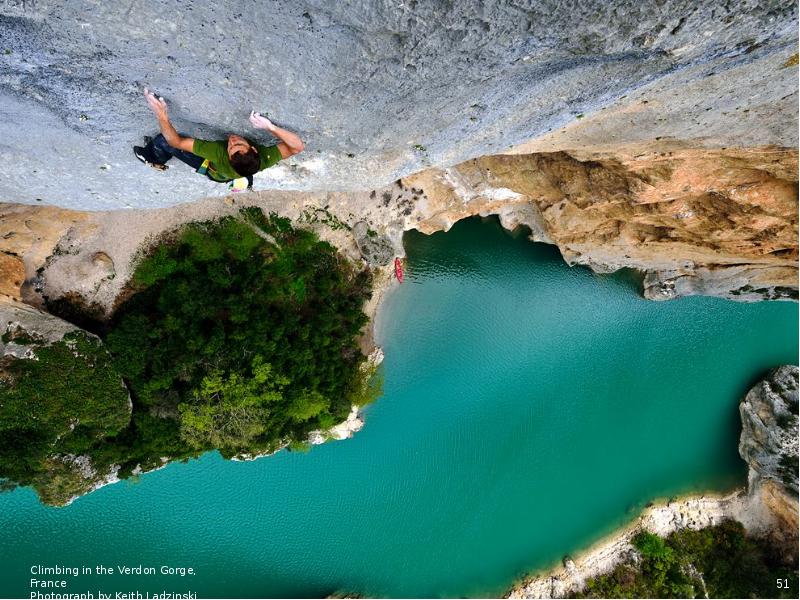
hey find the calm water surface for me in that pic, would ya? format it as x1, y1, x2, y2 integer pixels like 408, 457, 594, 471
1, 217, 797, 598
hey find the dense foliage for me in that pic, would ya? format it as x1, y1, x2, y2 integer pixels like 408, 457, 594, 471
104, 208, 373, 460
576, 520, 798, 598
0, 330, 131, 504
0, 208, 376, 503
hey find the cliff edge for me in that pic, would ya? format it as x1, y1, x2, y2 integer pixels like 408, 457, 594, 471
740, 365, 799, 555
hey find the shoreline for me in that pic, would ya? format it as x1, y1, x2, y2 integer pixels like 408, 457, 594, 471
505, 486, 769, 598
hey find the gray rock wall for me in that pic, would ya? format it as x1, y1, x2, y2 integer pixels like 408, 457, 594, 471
0, 0, 797, 210
738, 365, 799, 553
740, 365, 799, 494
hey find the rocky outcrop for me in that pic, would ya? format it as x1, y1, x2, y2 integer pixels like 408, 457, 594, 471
308, 406, 365, 446
740, 366, 799, 490
406, 148, 798, 300
352, 221, 395, 267
739, 365, 799, 551
0, 300, 87, 349
740, 366, 799, 493
0, 1, 796, 209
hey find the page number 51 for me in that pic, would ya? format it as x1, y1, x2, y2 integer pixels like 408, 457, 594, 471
777, 578, 789, 588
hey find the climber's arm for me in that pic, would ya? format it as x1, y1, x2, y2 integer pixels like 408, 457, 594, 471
144, 88, 194, 152
249, 111, 304, 159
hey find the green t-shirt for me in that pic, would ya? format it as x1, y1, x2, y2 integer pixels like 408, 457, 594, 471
192, 139, 282, 181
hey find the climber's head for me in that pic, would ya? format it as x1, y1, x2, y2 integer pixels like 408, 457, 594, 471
227, 134, 260, 176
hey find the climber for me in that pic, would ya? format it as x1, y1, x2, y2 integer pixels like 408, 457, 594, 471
134, 88, 304, 188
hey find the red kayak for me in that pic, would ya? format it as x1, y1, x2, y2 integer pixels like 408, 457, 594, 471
394, 258, 404, 283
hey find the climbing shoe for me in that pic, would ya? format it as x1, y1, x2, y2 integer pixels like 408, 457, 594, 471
133, 146, 168, 171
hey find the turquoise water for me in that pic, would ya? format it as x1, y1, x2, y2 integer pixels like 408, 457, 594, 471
1, 217, 797, 598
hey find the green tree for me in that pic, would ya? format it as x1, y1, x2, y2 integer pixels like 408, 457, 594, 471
0, 331, 131, 504
285, 389, 328, 422
179, 357, 288, 453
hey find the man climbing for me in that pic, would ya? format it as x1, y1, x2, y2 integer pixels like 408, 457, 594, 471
134, 88, 304, 187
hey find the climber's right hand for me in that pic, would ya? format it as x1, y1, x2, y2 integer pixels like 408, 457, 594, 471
144, 88, 168, 120
249, 111, 275, 131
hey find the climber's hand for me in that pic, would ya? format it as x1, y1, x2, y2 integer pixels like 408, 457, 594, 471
144, 88, 168, 120
249, 111, 274, 131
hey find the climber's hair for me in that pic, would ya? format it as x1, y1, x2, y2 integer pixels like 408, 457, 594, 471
229, 147, 260, 177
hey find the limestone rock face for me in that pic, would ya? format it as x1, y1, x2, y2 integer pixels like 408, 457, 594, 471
0, 300, 83, 350
1, 144, 797, 307
739, 365, 799, 552
353, 221, 395, 266
759, 478, 799, 544
0, 0, 796, 210
0, 253, 24, 300
740, 365, 799, 494
406, 148, 798, 300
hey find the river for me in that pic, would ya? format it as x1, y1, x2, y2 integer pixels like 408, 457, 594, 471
1, 216, 796, 598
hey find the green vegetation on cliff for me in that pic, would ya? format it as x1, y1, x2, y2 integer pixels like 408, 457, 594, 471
105, 208, 373, 462
0, 208, 376, 503
576, 520, 798, 599
0, 330, 131, 505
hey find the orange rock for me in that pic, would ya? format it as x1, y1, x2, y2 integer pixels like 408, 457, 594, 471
0, 252, 25, 300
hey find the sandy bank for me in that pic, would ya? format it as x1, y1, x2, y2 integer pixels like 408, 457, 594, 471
506, 487, 775, 598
